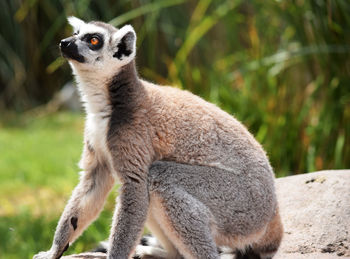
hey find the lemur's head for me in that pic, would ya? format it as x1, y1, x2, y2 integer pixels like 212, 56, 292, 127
60, 17, 136, 77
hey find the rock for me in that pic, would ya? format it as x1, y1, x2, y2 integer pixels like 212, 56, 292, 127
63, 252, 106, 258
61, 252, 157, 259
62, 170, 350, 259
274, 170, 350, 258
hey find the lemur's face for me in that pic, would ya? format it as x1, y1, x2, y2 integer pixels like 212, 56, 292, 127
60, 17, 136, 75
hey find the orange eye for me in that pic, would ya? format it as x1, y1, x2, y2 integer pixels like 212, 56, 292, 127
90, 37, 99, 45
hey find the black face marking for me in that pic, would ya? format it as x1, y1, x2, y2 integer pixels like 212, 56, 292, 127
70, 217, 78, 230
81, 33, 104, 51
60, 36, 85, 63
113, 31, 134, 59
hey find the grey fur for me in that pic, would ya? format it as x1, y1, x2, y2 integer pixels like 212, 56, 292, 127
148, 161, 276, 238
34, 17, 283, 259
143, 161, 277, 259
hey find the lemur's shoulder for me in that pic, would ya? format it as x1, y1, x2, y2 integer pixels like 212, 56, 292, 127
141, 79, 226, 113
141, 79, 193, 99
140, 79, 242, 126
140, 79, 265, 155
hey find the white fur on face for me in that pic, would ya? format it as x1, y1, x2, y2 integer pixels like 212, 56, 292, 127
69, 24, 111, 72
68, 16, 85, 32
66, 17, 137, 81
111, 25, 137, 66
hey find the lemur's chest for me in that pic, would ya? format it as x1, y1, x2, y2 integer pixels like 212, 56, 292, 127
86, 113, 111, 157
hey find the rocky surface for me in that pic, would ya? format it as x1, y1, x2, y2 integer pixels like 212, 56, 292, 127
63, 253, 106, 259
62, 170, 350, 259
274, 170, 350, 258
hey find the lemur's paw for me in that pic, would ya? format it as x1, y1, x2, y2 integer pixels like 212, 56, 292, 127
93, 241, 109, 253
133, 244, 167, 259
33, 251, 55, 259
140, 235, 162, 248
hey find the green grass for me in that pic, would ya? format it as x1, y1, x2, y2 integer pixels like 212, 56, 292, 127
0, 112, 117, 259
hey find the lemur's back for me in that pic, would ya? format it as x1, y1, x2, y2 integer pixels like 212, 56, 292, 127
143, 80, 271, 175
141, 81, 281, 258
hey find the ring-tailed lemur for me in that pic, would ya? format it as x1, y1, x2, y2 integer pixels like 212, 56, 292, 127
33, 17, 283, 259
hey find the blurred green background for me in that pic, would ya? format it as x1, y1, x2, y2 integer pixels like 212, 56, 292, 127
0, 0, 349, 258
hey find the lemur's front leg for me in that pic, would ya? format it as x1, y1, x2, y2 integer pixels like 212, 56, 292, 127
33, 161, 115, 259
108, 171, 149, 259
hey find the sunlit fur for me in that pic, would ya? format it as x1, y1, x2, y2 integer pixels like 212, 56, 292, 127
33, 17, 283, 259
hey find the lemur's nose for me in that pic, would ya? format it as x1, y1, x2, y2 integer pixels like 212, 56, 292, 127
60, 39, 71, 48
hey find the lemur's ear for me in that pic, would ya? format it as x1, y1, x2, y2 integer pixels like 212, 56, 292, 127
112, 25, 136, 61
67, 16, 85, 32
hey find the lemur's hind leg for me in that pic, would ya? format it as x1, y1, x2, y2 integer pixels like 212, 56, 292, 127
140, 213, 182, 259
252, 209, 283, 259
148, 164, 220, 259
149, 189, 219, 259
235, 209, 283, 259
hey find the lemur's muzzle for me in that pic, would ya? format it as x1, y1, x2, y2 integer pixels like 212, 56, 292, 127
60, 37, 85, 63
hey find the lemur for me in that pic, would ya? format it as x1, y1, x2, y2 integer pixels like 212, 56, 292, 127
34, 17, 283, 259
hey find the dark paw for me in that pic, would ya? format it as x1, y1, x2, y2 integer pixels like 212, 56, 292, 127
140, 235, 152, 246
92, 241, 108, 253
235, 248, 261, 259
